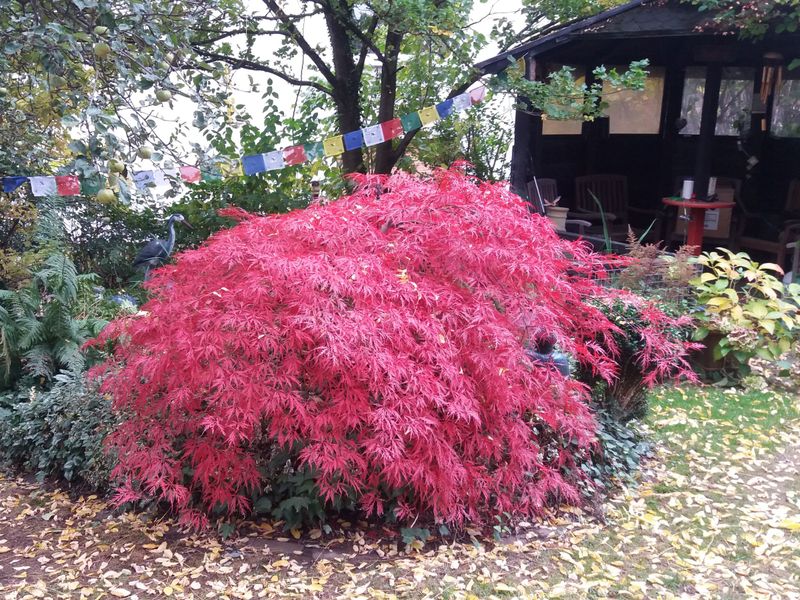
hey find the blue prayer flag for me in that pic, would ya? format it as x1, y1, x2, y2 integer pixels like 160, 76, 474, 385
344, 130, 364, 151
436, 99, 455, 119
242, 154, 267, 176
2, 176, 27, 193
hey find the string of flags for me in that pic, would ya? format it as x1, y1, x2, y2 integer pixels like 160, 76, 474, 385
1, 85, 487, 197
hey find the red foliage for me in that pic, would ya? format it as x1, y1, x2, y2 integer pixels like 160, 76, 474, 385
90, 168, 694, 528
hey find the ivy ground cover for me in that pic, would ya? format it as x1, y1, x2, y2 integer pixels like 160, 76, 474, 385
0, 383, 798, 599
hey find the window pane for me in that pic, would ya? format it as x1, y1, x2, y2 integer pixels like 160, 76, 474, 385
542, 66, 585, 135
717, 68, 754, 136
602, 66, 665, 134
772, 74, 800, 138
679, 67, 754, 136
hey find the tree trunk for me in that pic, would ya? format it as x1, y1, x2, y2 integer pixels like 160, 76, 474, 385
373, 30, 403, 175
325, 2, 365, 174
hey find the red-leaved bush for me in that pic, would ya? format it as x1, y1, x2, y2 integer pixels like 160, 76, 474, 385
90, 168, 695, 529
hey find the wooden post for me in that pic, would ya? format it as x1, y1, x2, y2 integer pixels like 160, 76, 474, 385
510, 55, 541, 199
693, 65, 723, 200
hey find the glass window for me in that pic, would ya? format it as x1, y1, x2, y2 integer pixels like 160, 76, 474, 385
601, 66, 665, 134
680, 67, 755, 136
771, 70, 800, 137
542, 66, 585, 135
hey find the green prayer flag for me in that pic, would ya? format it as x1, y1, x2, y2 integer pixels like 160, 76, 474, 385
304, 142, 324, 161
202, 170, 222, 182
80, 176, 102, 196
400, 112, 422, 133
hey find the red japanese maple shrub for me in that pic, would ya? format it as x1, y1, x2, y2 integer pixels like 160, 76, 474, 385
90, 168, 695, 529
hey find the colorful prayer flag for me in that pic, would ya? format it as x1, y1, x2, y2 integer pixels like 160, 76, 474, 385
381, 119, 404, 140
436, 99, 454, 119
180, 166, 202, 183
55, 175, 81, 196
29, 176, 57, 197
2, 176, 27, 193
264, 151, 284, 171
362, 124, 385, 147
344, 130, 364, 151
400, 113, 422, 133
304, 142, 325, 161
323, 136, 345, 157
242, 154, 267, 176
80, 176, 102, 196
283, 145, 307, 166
469, 86, 486, 105
132, 170, 156, 190
452, 93, 471, 112
419, 106, 440, 126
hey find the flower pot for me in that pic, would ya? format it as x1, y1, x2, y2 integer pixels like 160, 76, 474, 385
545, 206, 569, 232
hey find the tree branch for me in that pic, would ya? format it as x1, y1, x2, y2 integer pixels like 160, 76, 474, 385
261, 0, 338, 87
194, 48, 333, 95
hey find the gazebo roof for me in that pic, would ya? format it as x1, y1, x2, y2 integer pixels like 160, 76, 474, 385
476, 0, 717, 75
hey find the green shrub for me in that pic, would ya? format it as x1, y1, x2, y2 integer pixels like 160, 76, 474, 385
0, 373, 115, 488
690, 248, 800, 379
581, 409, 651, 490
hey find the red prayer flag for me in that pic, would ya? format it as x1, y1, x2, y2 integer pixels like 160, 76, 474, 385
381, 119, 404, 141
55, 175, 81, 196
283, 145, 307, 166
179, 166, 202, 184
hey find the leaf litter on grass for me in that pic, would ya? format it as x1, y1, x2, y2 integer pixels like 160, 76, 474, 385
0, 384, 798, 599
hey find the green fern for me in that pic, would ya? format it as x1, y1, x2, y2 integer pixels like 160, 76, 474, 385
0, 252, 107, 390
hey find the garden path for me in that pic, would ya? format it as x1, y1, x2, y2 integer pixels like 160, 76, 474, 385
0, 386, 798, 599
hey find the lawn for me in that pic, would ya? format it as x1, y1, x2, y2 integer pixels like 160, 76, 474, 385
0, 384, 798, 599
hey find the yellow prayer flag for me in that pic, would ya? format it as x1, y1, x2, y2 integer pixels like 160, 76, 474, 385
323, 136, 345, 157
419, 106, 440, 126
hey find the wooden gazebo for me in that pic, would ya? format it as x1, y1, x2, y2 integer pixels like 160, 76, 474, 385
477, 0, 800, 270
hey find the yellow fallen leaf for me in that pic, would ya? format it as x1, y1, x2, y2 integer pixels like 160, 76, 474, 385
0, 546, 10, 553
163, 586, 174, 596
777, 518, 800, 532
291, 528, 301, 539
309, 529, 322, 540
109, 588, 131, 598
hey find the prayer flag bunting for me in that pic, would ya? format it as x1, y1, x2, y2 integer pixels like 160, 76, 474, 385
304, 142, 325, 161
344, 130, 364, 151
400, 112, 422, 133
283, 145, 307, 166
152, 169, 167, 186
55, 175, 81, 196
323, 136, 345, 157
80, 176, 102, 196
436, 98, 455, 119
132, 170, 156, 190
29, 176, 57, 197
2, 176, 27, 193
452, 93, 471, 111
469, 86, 486, 104
381, 119, 404, 140
180, 166, 202, 183
419, 106, 440, 126
242, 154, 267, 176
362, 124, 385, 147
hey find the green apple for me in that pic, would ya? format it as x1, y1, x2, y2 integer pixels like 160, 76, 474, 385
93, 26, 108, 35
96, 188, 115, 203
155, 89, 172, 103
164, 52, 175, 64
137, 146, 153, 159
108, 159, 125, 173
94, 42, 111, 59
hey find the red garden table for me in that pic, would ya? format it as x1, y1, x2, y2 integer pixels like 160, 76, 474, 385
662, 197, 736, 255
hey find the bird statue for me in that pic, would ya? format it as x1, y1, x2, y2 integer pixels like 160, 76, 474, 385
133, 213, 192, 280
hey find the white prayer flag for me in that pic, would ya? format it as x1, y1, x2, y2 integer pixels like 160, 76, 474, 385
29, 176, 57, 197
264, 150, 285, 171
362, 124, 385, 147
152, 169, 167, 186
452, 93, 472, 112
468, 86, 487, 105
132, 170, 156, 190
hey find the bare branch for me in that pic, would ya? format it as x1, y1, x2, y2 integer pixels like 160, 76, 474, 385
194, 48, 333, 95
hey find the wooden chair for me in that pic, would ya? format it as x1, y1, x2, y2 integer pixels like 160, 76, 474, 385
574, 175, 637, 240
736, 179, 800, 273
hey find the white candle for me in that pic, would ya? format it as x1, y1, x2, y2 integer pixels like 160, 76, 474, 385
682, 179, 694, 200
